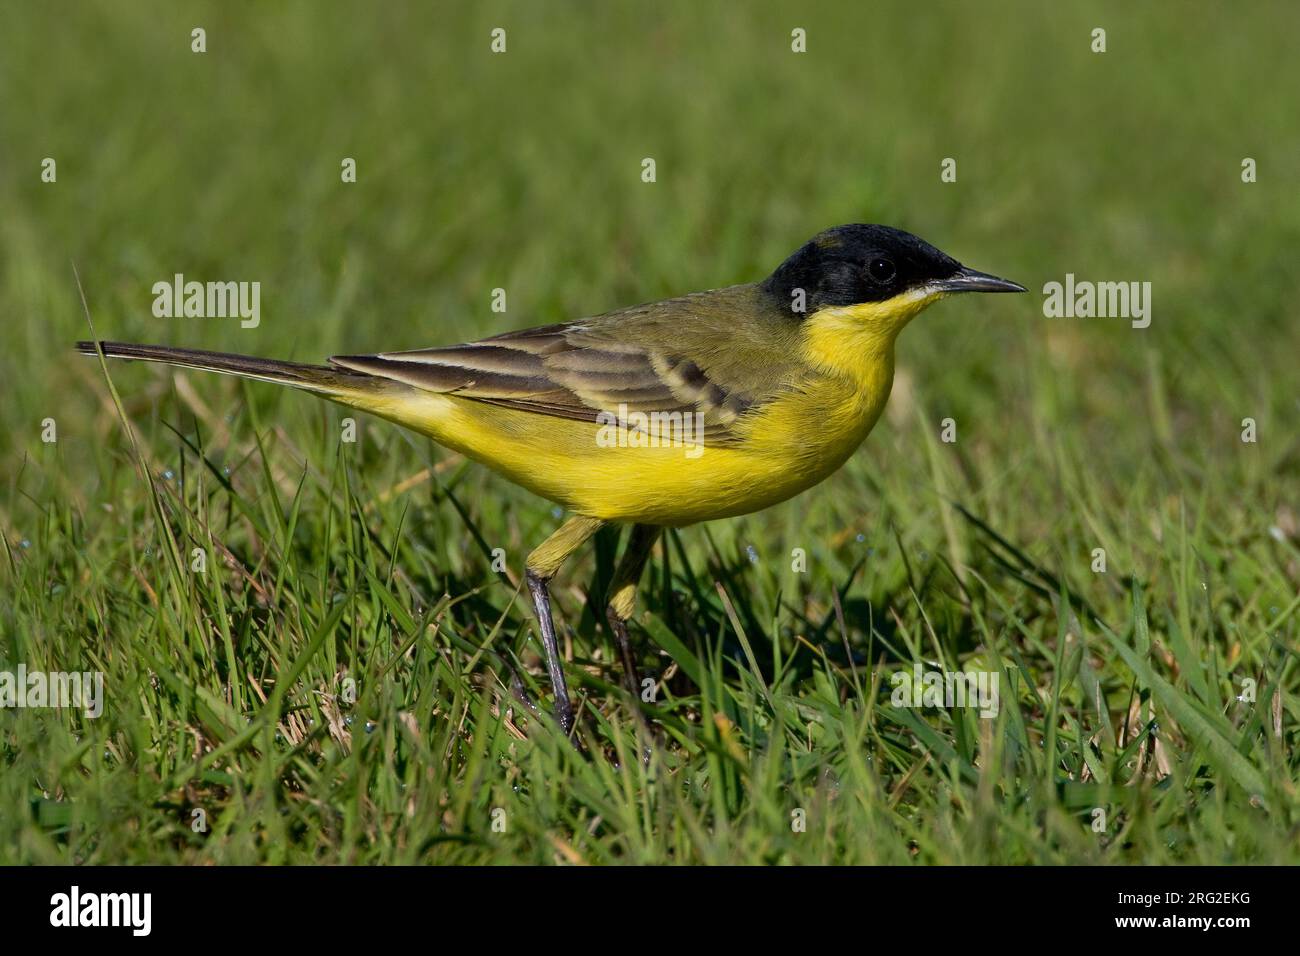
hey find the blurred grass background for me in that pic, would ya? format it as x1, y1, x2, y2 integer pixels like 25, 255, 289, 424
1, 0, 1297, 864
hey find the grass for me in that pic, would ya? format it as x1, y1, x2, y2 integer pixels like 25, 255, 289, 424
1, 0, 1298, 864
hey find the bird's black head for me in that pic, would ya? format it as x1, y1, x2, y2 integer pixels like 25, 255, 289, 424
761, 224, 1024, 318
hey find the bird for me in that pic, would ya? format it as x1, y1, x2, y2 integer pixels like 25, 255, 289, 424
77, 223, 1025, 733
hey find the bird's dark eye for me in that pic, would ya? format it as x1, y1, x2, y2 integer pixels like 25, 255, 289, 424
867, 257, 896, 284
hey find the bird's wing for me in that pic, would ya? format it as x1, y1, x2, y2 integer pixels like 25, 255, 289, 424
329, 284, 806, 446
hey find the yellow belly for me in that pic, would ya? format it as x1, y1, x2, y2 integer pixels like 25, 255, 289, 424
359, 354, 895, 527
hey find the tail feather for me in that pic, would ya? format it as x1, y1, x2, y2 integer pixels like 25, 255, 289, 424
75, 340, 382, 398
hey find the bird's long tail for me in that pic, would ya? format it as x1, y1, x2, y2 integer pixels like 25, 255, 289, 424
75, 340, 390, 401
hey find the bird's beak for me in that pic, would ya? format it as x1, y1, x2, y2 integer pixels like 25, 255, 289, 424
933, 266, 1027, 294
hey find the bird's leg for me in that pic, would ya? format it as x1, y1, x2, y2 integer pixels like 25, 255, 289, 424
524, 515, 605, 734
504, 661, 542, 719
605, 524, 663, 701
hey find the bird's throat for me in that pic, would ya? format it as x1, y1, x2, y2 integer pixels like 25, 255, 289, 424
800, 293, 937, 395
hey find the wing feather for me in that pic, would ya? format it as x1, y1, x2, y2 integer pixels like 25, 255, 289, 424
329, 284, 804, 445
